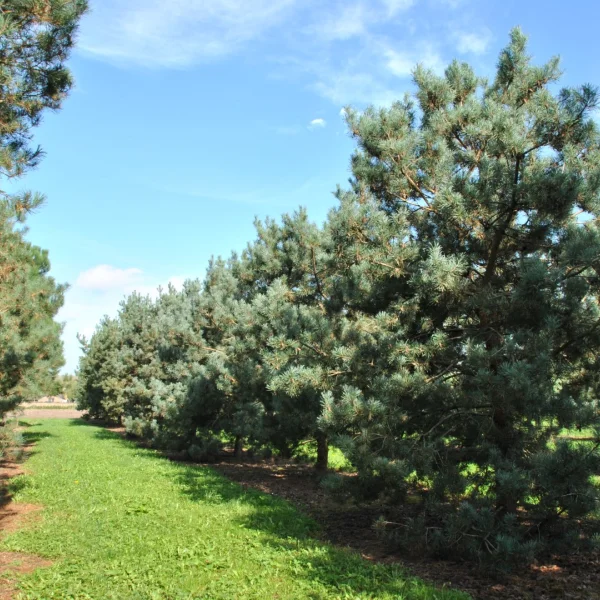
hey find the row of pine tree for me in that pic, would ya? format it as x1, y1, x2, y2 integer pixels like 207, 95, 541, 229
77, 30, 600, 564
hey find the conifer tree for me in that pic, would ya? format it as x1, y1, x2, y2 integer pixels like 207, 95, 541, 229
318, 28, 600, 561
0, 209, 66, 417
243, 211, 336, 467
0, 0, 88, 212
76, 317, 127, 422
0, 0, 87, 425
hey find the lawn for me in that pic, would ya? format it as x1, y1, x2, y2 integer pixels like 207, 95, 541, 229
0, 419, 468, 600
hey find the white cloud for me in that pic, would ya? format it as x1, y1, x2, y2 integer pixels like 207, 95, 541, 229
312, 69, 400, 106
384, 49, 414, 77
385, 44, 445, 77
307, 1, 417, 43
60, 265, 192, 372
75, 265, 143, 291
78, 0, 299, 67
75, 0, 479, 112
455, 29, 491, 55
79, 0, 424, 70
307, 3, 368, 42
309, 118, 327, 128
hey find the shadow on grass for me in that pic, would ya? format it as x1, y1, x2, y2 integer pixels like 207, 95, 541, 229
21, 431, 53, 445
65, 420, 458, 600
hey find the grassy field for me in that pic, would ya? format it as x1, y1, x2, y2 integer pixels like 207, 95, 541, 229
0, 419, 468, 600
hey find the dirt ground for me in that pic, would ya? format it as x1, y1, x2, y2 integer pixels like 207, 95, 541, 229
19, 408, 83, 420
0, 446, 50, 600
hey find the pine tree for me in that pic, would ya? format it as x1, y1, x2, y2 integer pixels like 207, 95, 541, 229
0, 0, 87, 426
76, 317, 127, 422
0, 211, 66, 417
318, 28, 600, 561
243, 211, 337, 468
74, 25, 600, 562
0, 0, 88, 213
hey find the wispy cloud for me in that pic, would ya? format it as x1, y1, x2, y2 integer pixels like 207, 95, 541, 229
75, 265, 143, 291
311, 69, 401, 106
382, 0, 416, 16
79, 0, 299, 68
384, 44, 445, 77
305, 0, 416, 43
454, 29, 492, 55
306, 3, 369, 42
77, 0, 487, 107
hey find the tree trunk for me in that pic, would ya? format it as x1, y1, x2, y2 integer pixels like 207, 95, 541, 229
234, 435, 243, 459
493, 407, 517, 517
315, 433, 329, 472
279, 445, 292, 460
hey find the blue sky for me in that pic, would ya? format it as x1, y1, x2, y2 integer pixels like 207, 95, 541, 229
17, 0, 600, 372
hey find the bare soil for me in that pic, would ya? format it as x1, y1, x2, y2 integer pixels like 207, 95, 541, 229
20, 407, 83, 420
0, 445, 50, 599
0, 552, 52, 600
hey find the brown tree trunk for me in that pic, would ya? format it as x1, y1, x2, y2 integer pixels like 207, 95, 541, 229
234, 435, 243, 459
315, 433, 329, 472
493, 407, 517, 517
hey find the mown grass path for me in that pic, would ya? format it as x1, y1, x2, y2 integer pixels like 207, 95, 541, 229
0, 419, 469, 600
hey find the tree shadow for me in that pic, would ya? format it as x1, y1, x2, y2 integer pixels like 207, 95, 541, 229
173, 462, 445, 597
21, 431, 53, 445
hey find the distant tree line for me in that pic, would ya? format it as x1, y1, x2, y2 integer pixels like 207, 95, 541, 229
77, 30, 600, 564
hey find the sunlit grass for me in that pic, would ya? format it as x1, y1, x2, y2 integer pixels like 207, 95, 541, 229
0, 419, 468, 600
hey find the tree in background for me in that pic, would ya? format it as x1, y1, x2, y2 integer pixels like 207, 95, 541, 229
75, 318, 124, 422
56, 373, 77, 400
0, 0, 87, 428
244, 211, 338, 468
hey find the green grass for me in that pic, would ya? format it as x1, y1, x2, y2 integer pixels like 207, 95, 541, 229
0, 419, 468, 600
